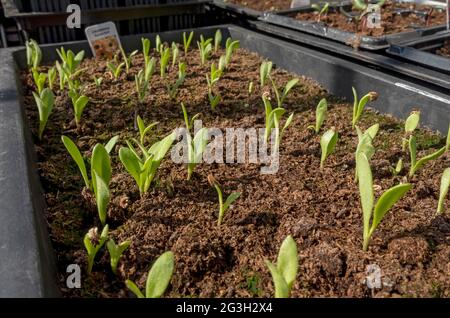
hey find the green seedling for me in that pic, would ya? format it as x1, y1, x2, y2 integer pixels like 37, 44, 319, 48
32, 88, 55, 140
197, 35, 213, 65
32, 69, 47, 94
312, 2, 330, 22
119, 132, 176, 196
320, 127, 338, 170
156, 35, 163, 55
354, 123, 379, 182
57, 47, 85, 76
214, 29, 222, 53
125, 251, 174, 298
206, 62, 222, 92
167, 62, 187, 100
224, 38, 240, 66
171, 42, 179, 68
260, 61, 273, 87
437, 168, 450, 214
183, 31, 194, 55
409, 135, 446, 177
84, 225, 109, 274
352, 87, 378, 128
107, 56, 125, 80
55, 61, 67, 91
137, 116, 158, 147
262, 93, 294, 150
208, 93, 221, 110
47, 66, 57, 91
142, 38, 151, 67
120, 46, 138, 74
181, 103, 208, 180
62, 136, 116, 225
218, 55, 227, 72
391, 159, 403, 176
248, 81, 254, 95
26, 39, 42, 70
402, 111, 420, 151
106, 238, 131, 275
356, 152, 411, 251
68, 90, 89, 126
135, 69, 149, 104
208, 175, 241, 226
270, 77, 299, 108
447, 123, 450, 151
144, 57, 157, 82
93, 76, 103, 87
160, 47, 171, 78
307, 98, 328, 134
265, 235, 298, 298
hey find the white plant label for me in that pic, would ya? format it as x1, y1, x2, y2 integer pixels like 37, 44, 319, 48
366, 4, 381, 29
85, 21, 122, 59
290, 0, 311, 8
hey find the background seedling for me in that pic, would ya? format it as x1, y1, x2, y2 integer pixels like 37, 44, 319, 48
197, 35, 213, 65
84, 225, 109, 274
208, 175, 241, 226
437, 168, 450, 214
356, 152, 412, 251
57, 47, 85, 77
183, 31, 194, 55
26, 39, 42, 70
137, 116, 158, 146
352, 87, 378, 128
47, 67, 57, 91
408, 135, 446, 177
224, 38, 240, 66
320, 127, 338, 170
171, 42, 179, 68
142, 38, 151, 67
262, 93, 294, 149
32, 70, 47, 94
214, 29, 222, 53
311, 2, 329, 22
120, 46, 138, 74
403, 111, 420, 151
160, 47, 171, 78
126, 251, 174, 298
260, 61, 273, 87
265, 235, 298, 298
33, 88, 55, 140
167, 62, 187, 100
106, 238, 131, 275
308, 98, 328, 134
68, 90, 89, 127
93, 76, 103, 87
155, 35, 163, 55
107, 56, 125, 80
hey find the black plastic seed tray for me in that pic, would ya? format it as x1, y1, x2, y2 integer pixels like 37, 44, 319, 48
387, 31, 450, 74
0, 0, 216, 44
259, 1, 447, 50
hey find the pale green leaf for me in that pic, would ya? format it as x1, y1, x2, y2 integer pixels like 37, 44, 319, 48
437, 168, 450, 214
146, 251, 175, 298
61, 135, 90, 189
276, 235, 298, 289
265, 261, 290, 298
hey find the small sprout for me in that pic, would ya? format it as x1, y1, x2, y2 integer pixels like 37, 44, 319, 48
57, 47, 85, 76
262, 93, 294, 149
55, 61, 66, 90
206, 62, 222, 92
167, 62, 186, 100
320, 127, 338, 170
32, 88, 55, 140
270, 77, 299, 108
107, 56, 125, 79
265, 235, 298, 298
391, 158, 403, 176
352, 87, 378, 128
224, 38, 240, 66
26, 39, 42, 70
160, 47, 171, 78
181, 103, 207, 180
47, 66, 57, 91
354, 124, 379, 182
93, 76, 103, 87
156, 35, 163, 55
137, 115, 158, 146
144, 57, 157, 82
84, 225, 109, 274
32, 69, 47, 94
183, 31, 194, 55
125, 251, 174, 298
68, 90, 89, 127
208, 93, 221, 110
307, 98, 327, 134
197, 35, 213, 65
142, 38, 151, 67
218, 55, 227, 72
119, 131, 176, 196
135, 69, 149, 104
260, 60, 273, 87
120, 46, 138, 74
402, 111, 420, 151
408, 135, 446, 177
356, 152, 412, 251
106, 238, 131, 275
62, 136, 115, 225
437, 168, 450, 214
214, 29, 222, 53
248, 81, 254, 95
311, 2, 329, 22
171, 42, 179, 68
208, 175, 241, 226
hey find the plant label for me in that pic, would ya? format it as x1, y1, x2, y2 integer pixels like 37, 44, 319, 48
366, 4, 381, 29
291, 0, 310, 8
85, 21, 122, 59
